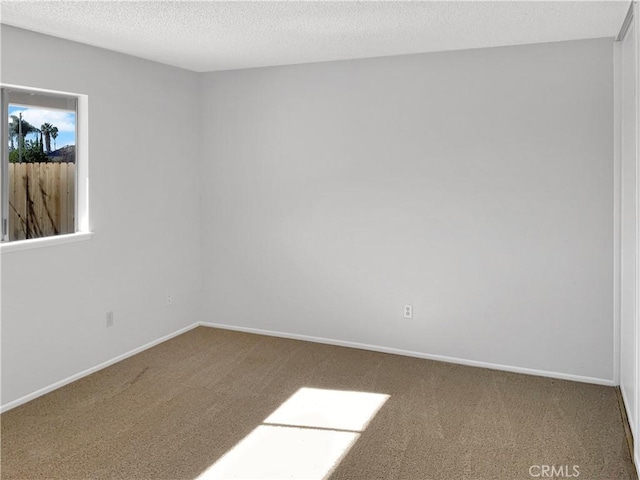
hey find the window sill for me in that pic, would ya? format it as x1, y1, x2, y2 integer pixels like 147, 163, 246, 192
1, 232, 93, 254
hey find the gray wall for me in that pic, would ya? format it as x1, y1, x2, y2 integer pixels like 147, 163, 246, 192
199, 38, 614, 382
0, 28, 616, 407
1, 26, 202, 405
619, 18, 638, 442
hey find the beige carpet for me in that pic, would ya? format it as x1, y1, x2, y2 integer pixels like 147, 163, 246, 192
1, 326, 636, 480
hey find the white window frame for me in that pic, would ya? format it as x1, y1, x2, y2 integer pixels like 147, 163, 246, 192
0, 84, 90, 253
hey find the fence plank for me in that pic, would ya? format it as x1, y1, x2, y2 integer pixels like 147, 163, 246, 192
67, 163, 75, 232
27, 163, 35, 238
16, 163, 25, 240
36, 162, 45, 237
59, 164, 67, 235
53, 163, 60, 235
41, 163, 49, 235
45, 163, 55, 235
8, 163, 16, 240
9, 163, 16, 240
14, 163, 26, 240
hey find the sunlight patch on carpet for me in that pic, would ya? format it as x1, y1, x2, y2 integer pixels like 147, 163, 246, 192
264, 387, 389, 432
196, 388, 390, 480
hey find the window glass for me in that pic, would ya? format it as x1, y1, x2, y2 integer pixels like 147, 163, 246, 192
3, 88, 77, 241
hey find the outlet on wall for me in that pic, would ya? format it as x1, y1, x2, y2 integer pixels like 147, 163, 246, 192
167, 294, 173, 306
404, 305, 413, 319
106, 311, 114, 328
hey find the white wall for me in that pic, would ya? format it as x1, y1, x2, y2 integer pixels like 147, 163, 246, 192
636, 2, 640, 468
199, 38, 615, 383
0, 28, 619, 408
619, 12, 638, 445
0, 26, 202, 407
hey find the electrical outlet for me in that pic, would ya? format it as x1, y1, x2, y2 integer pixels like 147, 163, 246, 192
167, 294, 173, 306
106, 311, 114, 328
404, 305, 413, 319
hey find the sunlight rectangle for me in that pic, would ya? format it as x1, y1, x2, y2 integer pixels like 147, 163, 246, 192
264, 387, 390, 432
197, 425, 358, 480
196, 388, 390, 480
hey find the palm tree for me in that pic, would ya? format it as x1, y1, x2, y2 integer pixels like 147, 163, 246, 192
9, 116, 20, 149
10, 115, 38, 150
51, 126, 59, 150
40, 123, 54, 153
8, 128, 15, 150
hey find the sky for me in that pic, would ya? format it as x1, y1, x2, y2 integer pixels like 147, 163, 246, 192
8, 104, 76, 150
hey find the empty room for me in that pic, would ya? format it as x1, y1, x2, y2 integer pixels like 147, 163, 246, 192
1, 1, 639, 479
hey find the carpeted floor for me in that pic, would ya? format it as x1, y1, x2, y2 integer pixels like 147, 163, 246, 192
1, 326, 636, 480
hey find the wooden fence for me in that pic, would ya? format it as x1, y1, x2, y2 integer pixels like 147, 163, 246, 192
8, 162, 75, 241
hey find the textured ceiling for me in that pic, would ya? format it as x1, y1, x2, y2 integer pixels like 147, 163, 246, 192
0, 1, 630, 73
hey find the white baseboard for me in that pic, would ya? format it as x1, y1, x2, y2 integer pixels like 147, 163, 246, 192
199, 322, 616, 387
0, 323, 200, 413
620, 385, 637, 439
619, 386, 639, 474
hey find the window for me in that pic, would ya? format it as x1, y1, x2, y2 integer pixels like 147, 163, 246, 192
1, 85, 88, 245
